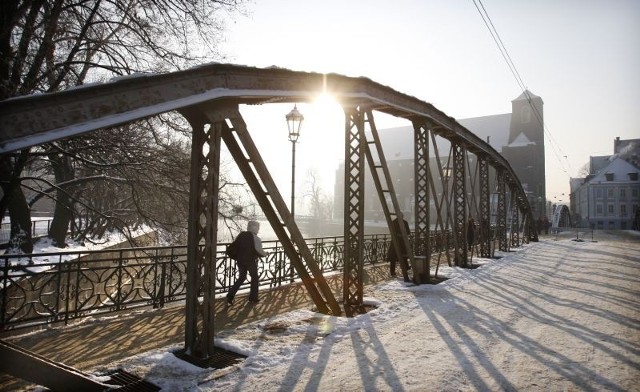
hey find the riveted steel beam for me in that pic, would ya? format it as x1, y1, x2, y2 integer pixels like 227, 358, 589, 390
452, 141, 467, 267
413, 121, 430, 281
180, 104, 224, 358
478, 155, 492, 258
343, 107, 366, 315
496, 170, 508, 252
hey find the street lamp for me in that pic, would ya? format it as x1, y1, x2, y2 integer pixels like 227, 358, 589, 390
286, 104, 304, 219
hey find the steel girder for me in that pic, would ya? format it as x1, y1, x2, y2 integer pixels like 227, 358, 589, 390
510, 190, 521, 248
452, 141, 468, 267
342, 107, 367, 316
478, 155, 492, 258
0, 65, 539, 250
180, 105, 224, 358
496, 170, 508, 252
0, 65, 537, 249
413, 122, 430, 281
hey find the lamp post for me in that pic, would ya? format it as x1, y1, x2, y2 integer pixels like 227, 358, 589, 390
286, 104, 304, 220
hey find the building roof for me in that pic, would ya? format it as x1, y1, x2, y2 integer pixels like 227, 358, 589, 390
376, 112, 513, 161
458, 113, 511, 152
507, 132, 535, 148
585, 156, 640, 185
512, 89, 542, 103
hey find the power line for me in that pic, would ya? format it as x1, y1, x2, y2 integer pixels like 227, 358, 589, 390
471, 0, 572, 176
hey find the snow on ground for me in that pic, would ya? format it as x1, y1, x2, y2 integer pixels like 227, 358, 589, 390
2, 228, 153, 277
98, 232, 640, 391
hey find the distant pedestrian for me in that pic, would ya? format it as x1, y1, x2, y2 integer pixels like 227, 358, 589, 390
226, 220, 267, 305
467, 217, 475, 251
387, 212, 410, 276
543, 216, 550, 235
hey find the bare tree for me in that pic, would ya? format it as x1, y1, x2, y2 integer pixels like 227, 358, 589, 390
304, 168, 333, 221
0, 0, 248, 252
577, 163, 590, 177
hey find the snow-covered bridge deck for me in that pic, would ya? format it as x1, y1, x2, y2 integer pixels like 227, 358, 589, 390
1, 230, 638, 391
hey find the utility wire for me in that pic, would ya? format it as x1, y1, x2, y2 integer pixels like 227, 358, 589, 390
471, 0, 572, 176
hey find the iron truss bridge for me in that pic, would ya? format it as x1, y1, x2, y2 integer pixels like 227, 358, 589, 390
0, 64, 537, 361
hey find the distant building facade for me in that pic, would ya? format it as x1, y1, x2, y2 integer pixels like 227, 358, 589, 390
570, 137, 640, 229
333, 90, 547, 222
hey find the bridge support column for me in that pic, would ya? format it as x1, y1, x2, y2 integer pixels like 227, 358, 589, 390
496, 170, 508, 252
510, 190, 520, 248
478, 155, 492, 258
413, 121, 431, 281
181, 106, 223, 358
342, 107, 366, 316
452, 141, 468, 267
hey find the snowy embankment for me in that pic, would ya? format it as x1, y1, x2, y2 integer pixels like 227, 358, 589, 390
108, 231, 640, 391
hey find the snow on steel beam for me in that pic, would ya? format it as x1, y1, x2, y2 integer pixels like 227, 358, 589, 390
0, 63, 532, 217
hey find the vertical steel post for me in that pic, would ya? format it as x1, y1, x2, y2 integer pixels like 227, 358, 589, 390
342, 107, 366, 316
181, 106, 222, 358
496, 170, 508, 252
478, 155, 491, 258
452, 141, 467, 267
510, 190, 520, 248
413, 122, 430, 281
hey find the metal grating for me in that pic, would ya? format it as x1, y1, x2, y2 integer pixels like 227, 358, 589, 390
103, 369, 160, 391
173, 347, 246, 370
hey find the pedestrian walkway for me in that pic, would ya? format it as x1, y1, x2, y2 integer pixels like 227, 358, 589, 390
0, 264, 392, 391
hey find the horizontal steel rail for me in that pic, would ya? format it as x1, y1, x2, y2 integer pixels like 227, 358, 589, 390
0, 231, 459, 331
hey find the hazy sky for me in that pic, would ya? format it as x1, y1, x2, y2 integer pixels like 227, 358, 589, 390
220, 0, 640, 208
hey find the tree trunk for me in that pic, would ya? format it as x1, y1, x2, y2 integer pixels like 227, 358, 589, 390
47, 152, 74, 247
0, 152, 33, 253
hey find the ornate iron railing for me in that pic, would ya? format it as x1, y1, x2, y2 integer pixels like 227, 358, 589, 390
1, 231, 460, 331
0, 233, 397, 331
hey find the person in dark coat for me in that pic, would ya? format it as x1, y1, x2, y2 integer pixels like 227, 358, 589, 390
226, 220, 267, 305
467, 217, 475, 251
387, 212, 410, 276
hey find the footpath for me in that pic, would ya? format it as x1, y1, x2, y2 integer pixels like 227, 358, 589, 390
0, 264, 391, 391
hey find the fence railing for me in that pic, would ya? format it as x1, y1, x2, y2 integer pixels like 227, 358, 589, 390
2, 233, 411, 331
0, 218, 54, 245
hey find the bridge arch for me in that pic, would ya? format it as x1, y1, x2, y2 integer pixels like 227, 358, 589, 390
0, 64, 538, 358
551, 204, 572, 231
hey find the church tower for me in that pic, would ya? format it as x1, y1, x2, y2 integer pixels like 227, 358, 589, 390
502, 90, 546, 218
508, 90, 544, 145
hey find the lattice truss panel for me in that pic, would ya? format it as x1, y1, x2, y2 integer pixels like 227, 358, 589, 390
428, 131, 455, 268
510, 191, 521, 248
478, 156, 492, 258
343, 107, 366, 314
452, 142, 468, 267
413, 123, 429, 259
182, 107, 223, 359
496, 170, 508, 252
